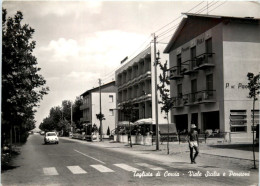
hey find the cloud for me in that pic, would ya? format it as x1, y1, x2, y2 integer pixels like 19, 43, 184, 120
39, 1, 103, 17
39, 30, 148, 71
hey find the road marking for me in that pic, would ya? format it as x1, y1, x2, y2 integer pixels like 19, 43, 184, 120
114, 164, 140, 172
74, 149, 105, 164
136, 163, 165, 171
43, 167, 59, 175
90, 165, 115, 172
67, 166, 87, 174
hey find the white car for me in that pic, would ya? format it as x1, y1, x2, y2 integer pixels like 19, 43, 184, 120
44, 132, 59, 144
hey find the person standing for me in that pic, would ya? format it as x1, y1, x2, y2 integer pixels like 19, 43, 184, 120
187, 124, 199, 164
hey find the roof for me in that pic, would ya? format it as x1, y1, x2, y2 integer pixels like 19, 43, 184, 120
80, 81, 115, 96
164, 13, 260, 53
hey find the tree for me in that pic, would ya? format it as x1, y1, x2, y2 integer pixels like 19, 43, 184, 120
157, 52, 174, 155
247, 72, 260, 169
2, 9, 49, 145
120, 102, 137, 147
96, 113, 105, 141
73, 97, 83, 129
107, 126, 110, 136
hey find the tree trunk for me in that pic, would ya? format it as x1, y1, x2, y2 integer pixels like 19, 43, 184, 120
252, 97, 256, 169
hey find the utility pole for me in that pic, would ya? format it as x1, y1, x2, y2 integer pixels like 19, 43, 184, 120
99, 78, 103, 141
153, 33, 159, 151
71, 101, 73, 133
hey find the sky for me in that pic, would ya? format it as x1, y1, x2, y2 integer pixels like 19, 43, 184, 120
2, 1, 260, 129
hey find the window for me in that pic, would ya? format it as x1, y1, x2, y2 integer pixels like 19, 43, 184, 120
230, 110, 247, 132
191, 46, 196, 68
109, 109, 114, 116
206, 38, 212, 54
191, 79, 197, 102
177, 84, 182, 98
109, 95, 113, 103
177, 54, 181, 74
206, 74, 213, 90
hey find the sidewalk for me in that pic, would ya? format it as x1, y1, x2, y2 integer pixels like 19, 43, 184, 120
61, 137, 259, 163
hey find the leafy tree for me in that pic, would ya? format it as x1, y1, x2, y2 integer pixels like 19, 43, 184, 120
157, 52, 174, 155
73, 97, 83, 129
120, 102, 138, 147
96, 113, 105, 141
247, 72, 260, 169
2, 9, 49, 145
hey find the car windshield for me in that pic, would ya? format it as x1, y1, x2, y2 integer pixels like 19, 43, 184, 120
47, 133, 56, 136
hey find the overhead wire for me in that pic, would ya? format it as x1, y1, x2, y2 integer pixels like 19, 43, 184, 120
157, 1, 225, 43
101, 0, 227, 82
154, 1, 205, 34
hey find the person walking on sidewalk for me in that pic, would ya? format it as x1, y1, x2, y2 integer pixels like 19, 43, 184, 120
187, 124, 199, 164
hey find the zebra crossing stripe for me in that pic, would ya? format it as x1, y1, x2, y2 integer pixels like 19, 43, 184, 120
136, 163, 165, 171
67, 166, 87, 174
43, 167, 59, 175
90, 165, 115, 172
114, 164, 140, 172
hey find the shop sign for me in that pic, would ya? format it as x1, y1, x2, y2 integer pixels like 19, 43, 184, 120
225, 83, 248, 89
181, 46, 190, 52
196, 38, 205, 45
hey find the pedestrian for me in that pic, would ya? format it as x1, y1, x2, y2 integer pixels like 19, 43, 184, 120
187, 124, 199, 164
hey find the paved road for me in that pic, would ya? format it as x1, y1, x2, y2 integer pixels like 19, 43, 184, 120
1, 134, 258, 186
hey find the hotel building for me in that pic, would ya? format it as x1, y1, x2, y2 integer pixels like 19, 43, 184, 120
80, 81, 116, 136
164, 13, 260, 142
115, 44, 170, 125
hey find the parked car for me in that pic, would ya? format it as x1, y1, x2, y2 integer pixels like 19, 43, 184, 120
40, 131, 45, 135
44, 132, 59, 144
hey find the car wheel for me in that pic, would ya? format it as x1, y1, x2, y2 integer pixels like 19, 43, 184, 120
56, 142, 59, 144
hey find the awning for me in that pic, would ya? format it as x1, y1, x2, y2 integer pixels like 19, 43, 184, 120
159, 124, 177, 134
134, 118, 154, 125
118, 121, 134, 127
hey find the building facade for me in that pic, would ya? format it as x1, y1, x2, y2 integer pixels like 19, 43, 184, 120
164, 13, 260, 142
115, 44, 170, 125
80, 81, 116, 136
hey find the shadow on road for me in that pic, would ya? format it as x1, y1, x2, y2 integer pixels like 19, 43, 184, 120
209, 144, 259, 152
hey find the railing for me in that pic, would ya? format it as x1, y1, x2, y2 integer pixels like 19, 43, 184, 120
182, 90, 216, 105
172, 97, 184, 107
168, 66, 183, 80
194, 90, 216, 103
181, 59, 197, 74
193, 53, 215, 70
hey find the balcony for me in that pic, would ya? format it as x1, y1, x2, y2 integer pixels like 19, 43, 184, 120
193, 53, 215, 71
172, 97, 184, 108
182, 90, 216, 105
80, 103, 90, 110
181, 59, 197, 75
194, 90, 216, 104
168, 66, 183, 80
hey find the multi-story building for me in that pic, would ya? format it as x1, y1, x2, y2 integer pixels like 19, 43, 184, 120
115, 44, 170, 126
164, 13, 260, 142
80, 81, 116, 136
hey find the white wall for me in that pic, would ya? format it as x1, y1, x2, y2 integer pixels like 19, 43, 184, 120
151, 43, 170, 124
223, 41, 260, 133
91, 92, 116, 135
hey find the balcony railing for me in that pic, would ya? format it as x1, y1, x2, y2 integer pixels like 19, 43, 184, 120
193, 53, 215, 70
181, 59, 197, 75
172, 97, 184, 108
168, 66, 183, 80
80, 104, 90, 110
182, 90, 216, 105
194, 90, 216, 103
